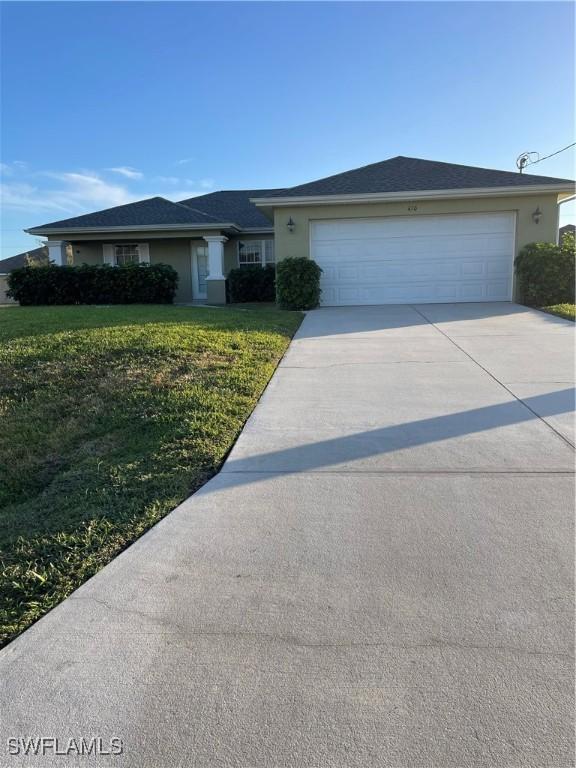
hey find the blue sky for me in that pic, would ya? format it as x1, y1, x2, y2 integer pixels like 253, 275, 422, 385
1, 1, 574, 257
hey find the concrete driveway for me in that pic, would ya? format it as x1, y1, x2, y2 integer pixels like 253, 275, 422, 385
1, 302, 574, 767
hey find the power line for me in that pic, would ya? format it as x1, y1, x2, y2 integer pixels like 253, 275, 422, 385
535, 142, 576, 164
516, 142, 576, 173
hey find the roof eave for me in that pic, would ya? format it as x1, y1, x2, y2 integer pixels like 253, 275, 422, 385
251, 183, 575, 207
25, 222, 241, 236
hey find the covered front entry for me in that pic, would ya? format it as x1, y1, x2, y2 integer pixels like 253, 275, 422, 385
310, 212, 516, 306
189, 235, 228, 303
191, 243, 209, 300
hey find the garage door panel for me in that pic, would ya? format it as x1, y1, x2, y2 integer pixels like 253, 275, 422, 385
311, 213, 515, 306
486, 280, 511, 299
486, 259, 510, 277
322, 258, 501, 283
314, 235, 514, 263
313, 213, 514, 240
461, 262, 484, 276
325, 281, 510, 306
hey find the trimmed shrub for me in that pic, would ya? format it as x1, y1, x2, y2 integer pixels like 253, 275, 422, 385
7, 263, 178, 306
515, 236, 575, 307
227, 265, 276, 303
276, 257, 322, 310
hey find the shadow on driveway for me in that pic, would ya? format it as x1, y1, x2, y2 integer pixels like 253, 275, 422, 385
220, 387, 575, 483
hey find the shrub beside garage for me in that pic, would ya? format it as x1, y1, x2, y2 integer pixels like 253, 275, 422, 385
515, 233, 575, 308
7, 263, 178, 305
276, 257, 322, 310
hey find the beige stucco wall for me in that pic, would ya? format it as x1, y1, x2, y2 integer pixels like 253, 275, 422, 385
67, 233, 273, 303
70, 241, 102, 265
0, 275, 16, 304
70, 238, 197, 302
150, 240, 193, 303
273, 193, 562, 298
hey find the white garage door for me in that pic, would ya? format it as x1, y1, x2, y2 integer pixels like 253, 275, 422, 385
310, 213, 515, 306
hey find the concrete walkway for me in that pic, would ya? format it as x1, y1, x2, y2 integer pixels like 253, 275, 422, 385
1, 303, 574, 767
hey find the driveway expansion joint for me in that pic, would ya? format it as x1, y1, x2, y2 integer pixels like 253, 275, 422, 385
410, 304, 576, 450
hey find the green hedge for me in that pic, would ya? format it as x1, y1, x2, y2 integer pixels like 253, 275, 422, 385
515, 233, 575, 307
276, 257, 322, 310
7, 263, 178, 306
227, 265, 276, 303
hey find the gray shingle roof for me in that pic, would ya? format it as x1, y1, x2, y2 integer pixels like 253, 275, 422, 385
261, 156, 575, 198
30, 197, 224, 231
178, 189, 281, 229
0, 246, 48, 273
27, 156, 573, 235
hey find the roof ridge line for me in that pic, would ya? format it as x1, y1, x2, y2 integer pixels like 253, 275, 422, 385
273, 155, 574, 196
391, 155, 573, 179
178, 187, 285, 201
170, 198, 226, 223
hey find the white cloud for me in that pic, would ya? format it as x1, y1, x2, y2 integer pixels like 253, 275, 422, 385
0, 163, 217, 222
174, 158, 194, 166
1, 172, 136, 215
46, 172, 134, 206
107, 166, 143, 180
0, 161, 28, 176
1, 182, 70, 212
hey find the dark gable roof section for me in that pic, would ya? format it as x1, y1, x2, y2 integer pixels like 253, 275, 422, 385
29, 191, 281, 233
29, 197, 227, 232
260, 156, 574, 199
0, 246, 48, 273
178, 189, 282, 229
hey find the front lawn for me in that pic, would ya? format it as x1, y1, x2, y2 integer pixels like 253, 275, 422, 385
0, 304, 302, 646
539, 304, 576, 322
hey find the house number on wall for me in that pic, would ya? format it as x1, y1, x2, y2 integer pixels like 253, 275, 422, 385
407, 204, 418, 212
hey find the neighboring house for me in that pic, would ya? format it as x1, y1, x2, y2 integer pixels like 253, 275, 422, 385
0, 246, 49, 304
26, 156, 575, 306
559, 223, 575, 242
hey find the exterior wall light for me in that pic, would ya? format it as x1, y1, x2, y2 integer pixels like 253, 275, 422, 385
532, 206, 542, 224
287, 217, 295, 233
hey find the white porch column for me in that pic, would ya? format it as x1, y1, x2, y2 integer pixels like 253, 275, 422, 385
203, 235, 228, 280
47, 240, 68, 266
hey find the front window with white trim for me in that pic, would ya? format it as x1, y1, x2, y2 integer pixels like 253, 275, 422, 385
114, 243, 140, 266
238, 239, 275, 268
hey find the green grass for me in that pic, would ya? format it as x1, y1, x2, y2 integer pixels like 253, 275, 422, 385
539, 304, 576, 321
0, 304, 302, 646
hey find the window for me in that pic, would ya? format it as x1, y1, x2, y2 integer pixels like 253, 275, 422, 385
238, 240, 275, 268
264, 240, 275, 264
238, 241, 262, 267
115, 244, 140, 266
